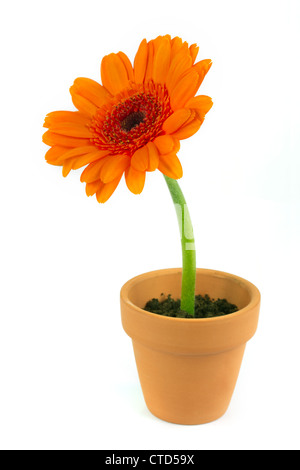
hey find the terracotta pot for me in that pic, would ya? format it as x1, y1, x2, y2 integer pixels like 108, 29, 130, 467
120, 268, 260, 425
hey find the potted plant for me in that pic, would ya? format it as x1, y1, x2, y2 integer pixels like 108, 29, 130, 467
43, 35, 261, 424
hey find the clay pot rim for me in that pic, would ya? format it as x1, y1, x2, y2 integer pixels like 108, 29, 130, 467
120, 267, 261, 324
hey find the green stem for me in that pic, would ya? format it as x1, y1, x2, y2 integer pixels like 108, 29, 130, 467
164, 175, 196, 316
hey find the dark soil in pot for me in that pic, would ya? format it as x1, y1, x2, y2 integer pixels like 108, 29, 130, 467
144, 294, 238, 318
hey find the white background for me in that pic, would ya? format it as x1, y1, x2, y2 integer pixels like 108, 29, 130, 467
0, 0, 299, 450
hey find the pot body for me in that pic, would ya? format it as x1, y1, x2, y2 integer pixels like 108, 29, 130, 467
120, 268, 260, 425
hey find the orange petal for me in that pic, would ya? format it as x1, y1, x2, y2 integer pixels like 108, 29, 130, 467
166, 46, 192, 93
144, 40, 155, 82
134, 38, 148, 84
69, 88, 98, 116
63, 153, 102, 177
154, 135, 177, 155
147, 142, 159, 171
72, 150, 110, 170
80, 157, 109, 183
146, 37, 171, 82
189, 44, 199, 64
101, 53, 131, 95
85, 180, 104, 197
72, 77, 111, 108
45, 146, 69, 164
152, 37, 171, 84
100, 154, 130, 183
117, 52, 134, 81
170, 70, 200, 110
96, 175, 122, 203
192, 59, 212, 88
158, 152, 183, 179
125, 166, 146, 194
162, 109, 192, 134
42, 131, 90, 148
52, 145, 96, 164
170, 37, 184, 60
171, 117, 202, 140
131, 146, 149, 172
62, 159, 74, 177
46, 122, 93, 138
185, 95, 213, 118
44, 111, 89, 128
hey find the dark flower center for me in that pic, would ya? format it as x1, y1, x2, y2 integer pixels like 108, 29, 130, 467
120, 111, 146, 132
89, 81, 172, 156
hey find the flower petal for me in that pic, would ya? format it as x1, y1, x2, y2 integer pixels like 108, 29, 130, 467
125, 166, 146, 194
162, 109, 192, 134
166, 46, 192, 93
72, 150, 110, 170
96, 175, 122, 203
158, 152, 183, 179
171, 117, 202, 140
46, 122, 93, 138
144, 40, 155, 82
42, 131, 90, 148
53, 145, 98, 165
62, 159, 74, 177
170, 37, 184, 59
131, 146, 149, 172
117, 51, 134, 82
189, 44, 199, 64
45, 146, 69, 165
192, 59, 212, 88
100, 154, 130, 183
170, 70, 200, 110
101, 53, 131, 95
185, 95, 213, 119
49, 145, 95, 170
80, 157, 109, 183
146, 142, 159, 171
154, 135, 177, 155
69, 88, 98, 116
71, 77, 111, 108
152, 37, 171, 84
44, 111, 89, 128
134, 38, 148, 84
85, 180, 104, 197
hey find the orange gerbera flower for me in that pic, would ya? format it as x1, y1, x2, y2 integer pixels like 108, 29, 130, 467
43, 35, 213, 203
